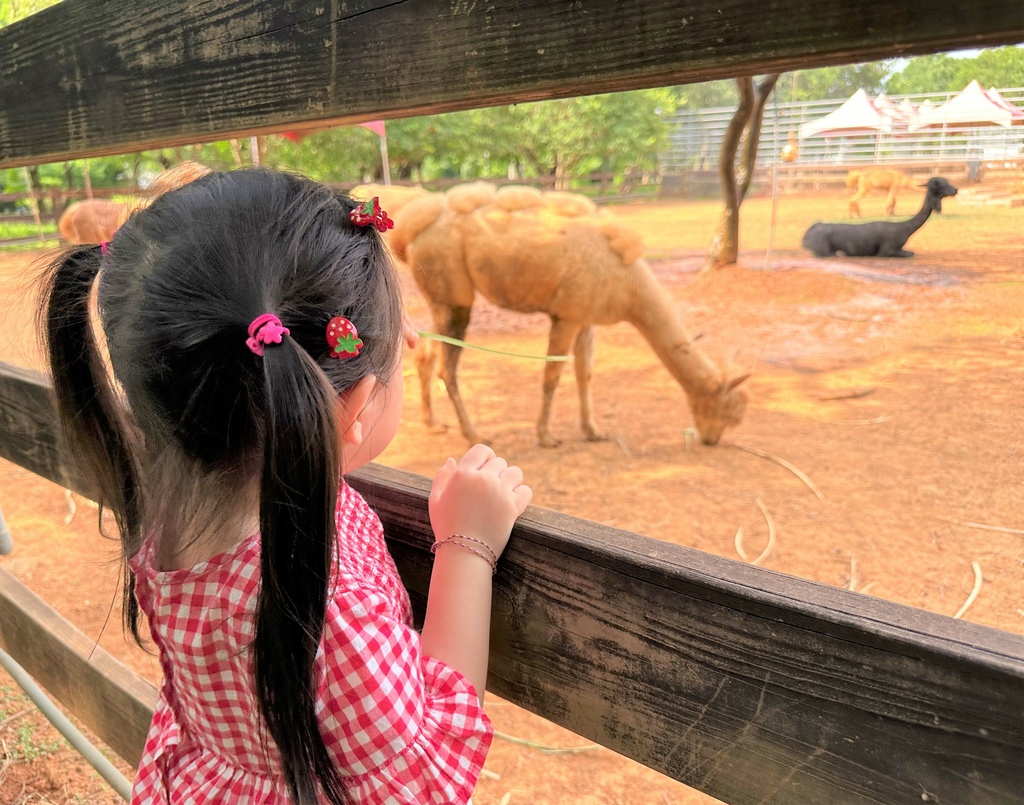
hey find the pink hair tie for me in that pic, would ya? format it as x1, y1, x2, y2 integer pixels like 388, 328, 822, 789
99, 241, 110, 255
246, 313, 290, 356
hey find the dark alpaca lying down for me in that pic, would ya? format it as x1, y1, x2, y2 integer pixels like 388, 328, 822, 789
802, 177, 958, 258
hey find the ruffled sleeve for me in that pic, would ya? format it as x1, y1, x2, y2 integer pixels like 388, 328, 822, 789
317, 584, 492, 805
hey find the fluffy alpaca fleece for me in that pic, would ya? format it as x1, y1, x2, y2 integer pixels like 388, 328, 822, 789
391, 182, 749, 447
349, 183, 432, 221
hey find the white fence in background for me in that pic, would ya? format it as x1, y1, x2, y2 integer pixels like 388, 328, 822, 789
660, 87, 1024, 171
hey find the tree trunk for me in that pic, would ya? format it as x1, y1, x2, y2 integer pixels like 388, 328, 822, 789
26, 165, 49, 213
554, 153, 568, 191
738, 75, 780, 204
55, 162, 74, 220
228, 139, 244, 168
705, 74, 779, 270
705, 78, 754, 270
129, 153, 143, 190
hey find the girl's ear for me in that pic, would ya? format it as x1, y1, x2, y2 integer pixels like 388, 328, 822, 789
338, 375, 377, 446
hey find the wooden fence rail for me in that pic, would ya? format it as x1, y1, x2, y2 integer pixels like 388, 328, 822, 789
0, 362, 1022, 804
2, 0, 1023, 169
3, 1, 1024, 803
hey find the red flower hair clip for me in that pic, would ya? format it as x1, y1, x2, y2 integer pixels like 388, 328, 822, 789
326, 316, 363, 358
349, 197, 394, 233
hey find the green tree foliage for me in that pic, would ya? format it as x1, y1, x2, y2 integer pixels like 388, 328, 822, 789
0, 0, 59, 28
784, 62, 893, 101
667, 81, 740, 109
267, 129, 381, 181
474, 89, 677, 186
884, 54, 962, 95
969, 46, 1024, 90
886, 46, 1024, 94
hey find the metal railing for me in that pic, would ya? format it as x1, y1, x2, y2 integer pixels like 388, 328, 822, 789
661, 87, 1024, 170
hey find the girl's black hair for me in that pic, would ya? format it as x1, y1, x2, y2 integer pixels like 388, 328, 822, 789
40, 169, 403, 805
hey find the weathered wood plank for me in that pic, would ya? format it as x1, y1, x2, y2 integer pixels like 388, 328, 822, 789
1, 362, 1022, 802
0, 567, 158, 765
359, 468, 1024, 805
0, 363, 78, 492
3, 0, 1024, 168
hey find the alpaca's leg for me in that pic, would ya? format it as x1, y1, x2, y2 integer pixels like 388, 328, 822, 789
415, 339, 446, 434
432, 304, 482, 443
885, 187, 898, 216
848, 196, 861, 218
878, 244, 914, 258
418, 303, 448, 432
573, 325, 603, 442
536, 318, 578, 448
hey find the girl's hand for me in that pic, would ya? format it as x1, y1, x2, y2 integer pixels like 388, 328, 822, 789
428, 444, 532, 559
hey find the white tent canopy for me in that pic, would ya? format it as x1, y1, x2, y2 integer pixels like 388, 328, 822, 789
798, 89, 892, 139
874, 93, 915, 134
908, 80, 1024, 131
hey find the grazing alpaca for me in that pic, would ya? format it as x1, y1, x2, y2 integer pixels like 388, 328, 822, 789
802, 177, 957, 258
390, 182, 749, 447
846, 168, 914, 217
57, 162, 212, 245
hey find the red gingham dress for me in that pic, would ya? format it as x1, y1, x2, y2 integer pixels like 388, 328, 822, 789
128, 481, 492, 804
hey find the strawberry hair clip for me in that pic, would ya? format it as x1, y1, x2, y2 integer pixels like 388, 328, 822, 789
326, 316, 362, 358
349, 197, 394, 233
246, 314, 362, 360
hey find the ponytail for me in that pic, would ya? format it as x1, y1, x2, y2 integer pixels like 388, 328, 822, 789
253, 342, 348, 805
41, 245, 144, 640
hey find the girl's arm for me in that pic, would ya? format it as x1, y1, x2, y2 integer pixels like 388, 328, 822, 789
420, 546, 494, 702
420, 444, 531, 703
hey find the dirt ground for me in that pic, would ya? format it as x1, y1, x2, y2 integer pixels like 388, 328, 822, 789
0, 189, 1021, 804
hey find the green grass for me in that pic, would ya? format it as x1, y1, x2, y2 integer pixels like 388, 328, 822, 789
0, 220, 59, 252
0, 221, 57, 239
0, 684, 61, 762
7, 723, 62, 761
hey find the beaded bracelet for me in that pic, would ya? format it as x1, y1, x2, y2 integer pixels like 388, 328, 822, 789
430, 534, 498, 575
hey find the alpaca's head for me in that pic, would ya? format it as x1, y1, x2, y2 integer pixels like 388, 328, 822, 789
689, 373, 750, 445
922, 177, 958, 213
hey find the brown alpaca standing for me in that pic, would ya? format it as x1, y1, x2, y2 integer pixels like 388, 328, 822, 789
390, 183, 749, 447
846, 168, 914, 218
57, 162, 212, 245
57, 199, 125, 244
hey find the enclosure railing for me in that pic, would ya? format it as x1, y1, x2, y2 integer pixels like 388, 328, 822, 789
1, 1, 1023, 803
661, 88, 1024, 171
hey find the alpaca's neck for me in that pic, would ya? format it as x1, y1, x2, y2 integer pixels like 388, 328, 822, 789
626, 268, 722, 395
897, 194, 937, 238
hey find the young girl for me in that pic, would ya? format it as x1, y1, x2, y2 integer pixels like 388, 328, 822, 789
41, 169, 531, 804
